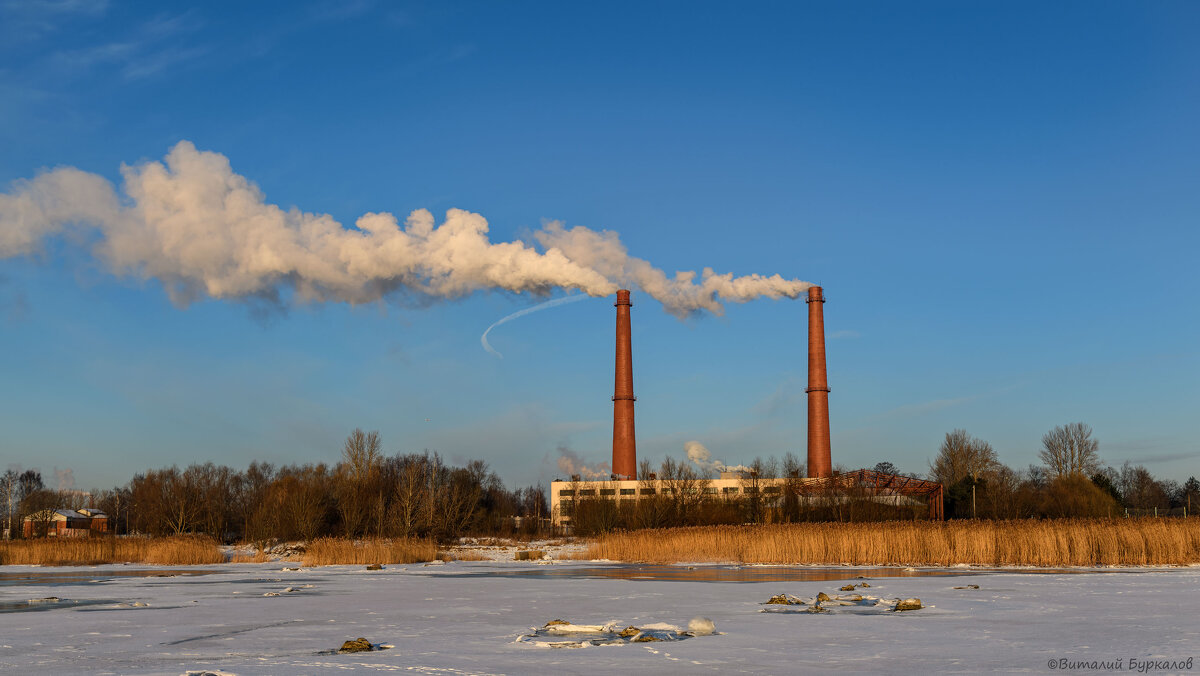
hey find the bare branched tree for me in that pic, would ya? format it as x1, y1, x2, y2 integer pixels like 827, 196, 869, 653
391, 455, 430, 538
632, 459, 671, 529
930, 429, 998, 487
0, 469, 17, 538
342, 429, 383, 481
1117, 461, 1169, 511
660, 456, 708, 525
336, 428, 384, 537
1039, 422, 1100, 478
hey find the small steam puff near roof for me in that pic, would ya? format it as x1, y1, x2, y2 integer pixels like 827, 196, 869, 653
0, 141, 812, 317
684, 441, 749, 474
556, 447, 610, 480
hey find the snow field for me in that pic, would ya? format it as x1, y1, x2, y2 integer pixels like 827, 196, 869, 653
1, 561, 1197, 674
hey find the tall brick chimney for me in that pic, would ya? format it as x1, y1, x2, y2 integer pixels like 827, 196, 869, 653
806, 285, 832, 478
612, 289, 637, 479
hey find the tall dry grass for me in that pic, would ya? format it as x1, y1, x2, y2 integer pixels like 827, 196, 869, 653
581, 519, 1200, 567
302, 538, 437, 566
228, 551, 270, 563
0, 536, 225, 566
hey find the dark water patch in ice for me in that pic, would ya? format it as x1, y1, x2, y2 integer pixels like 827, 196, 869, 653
0, 569, 220, 588
424, 565, 976, 583
0, 597, 114, 613
424, 564, 1132, 583
75, 603, 193, 612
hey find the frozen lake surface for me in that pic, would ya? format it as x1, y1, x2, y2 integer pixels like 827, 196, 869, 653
1, 560, 1196, 674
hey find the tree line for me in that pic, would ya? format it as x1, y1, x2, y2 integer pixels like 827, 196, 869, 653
928, 423, 1199, 519
566, 422, 1198, 533
2, 429, 547, 543
4, 422, 1195, 540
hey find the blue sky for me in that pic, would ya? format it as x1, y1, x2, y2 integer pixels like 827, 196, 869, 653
1, 0, 1197, 492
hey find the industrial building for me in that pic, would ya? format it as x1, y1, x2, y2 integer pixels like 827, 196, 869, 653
549, 285, 943, 528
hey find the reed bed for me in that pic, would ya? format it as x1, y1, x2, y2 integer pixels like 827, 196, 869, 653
445, 551, 490, 561
302, 537, 438, 566
0, 536, 225, 566
581, 519, 1200, 567
228, 551, 270, 563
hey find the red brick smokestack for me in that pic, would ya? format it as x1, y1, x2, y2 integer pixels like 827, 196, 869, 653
612, 289, 637, 479
806, 285, 832, 478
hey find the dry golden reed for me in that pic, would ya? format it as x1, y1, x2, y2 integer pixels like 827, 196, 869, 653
228, 551, 270, 563
445, 551, 489, 561
302, 537, 437, 566
0, 536, 224, 566
582, 519, 1200, 567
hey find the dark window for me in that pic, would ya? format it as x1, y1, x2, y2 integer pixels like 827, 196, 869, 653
620, 488, 635, 495
558, 490, 575, 497
600, 488, 616, 496
640, 488, 656, 495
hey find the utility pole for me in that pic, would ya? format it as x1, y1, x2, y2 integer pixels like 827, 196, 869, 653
971, 471, 977, 519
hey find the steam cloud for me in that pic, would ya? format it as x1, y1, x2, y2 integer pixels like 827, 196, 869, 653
684, 440, 749, 475
0, 142, 812, 315
556, 446, 611, 480
54, 467, 75, 491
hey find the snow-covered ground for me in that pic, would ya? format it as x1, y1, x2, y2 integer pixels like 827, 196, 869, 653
2, 560, 1197, 674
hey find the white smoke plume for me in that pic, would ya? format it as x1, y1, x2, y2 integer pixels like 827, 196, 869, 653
684, 440, 749, 475
481, 293, 590, 358
54, 467, 75, 491
536, 222, 812, 318
0, 142, 811, 315
555, 446, 611, 480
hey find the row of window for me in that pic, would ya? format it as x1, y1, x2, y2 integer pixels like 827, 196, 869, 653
557, 486, 782, 498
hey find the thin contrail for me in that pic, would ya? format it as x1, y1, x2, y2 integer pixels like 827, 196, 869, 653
481, 294, 591, 358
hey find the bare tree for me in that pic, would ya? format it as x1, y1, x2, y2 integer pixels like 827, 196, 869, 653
342, 429, 383, 480
236, 462, 276, 547
20, 489, 60, 537
980, 464, 1025, 519
660, 456, 708, 525
631, 459, 671, 529
739, 457, 777, 524
1039, 422, 1101, 478
336, 429, 384, 537
1185, 477, 1199, 515
0, 470, 17, 538
1117, 462, 1168, 511
872, 461, 897, 476
161, 467, 202, 535
930, 429, 998, 487
279, 465, 330, 541
391, 454, 430, 538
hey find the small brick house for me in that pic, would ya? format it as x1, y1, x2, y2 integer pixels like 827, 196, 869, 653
22, 508, 109, 537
